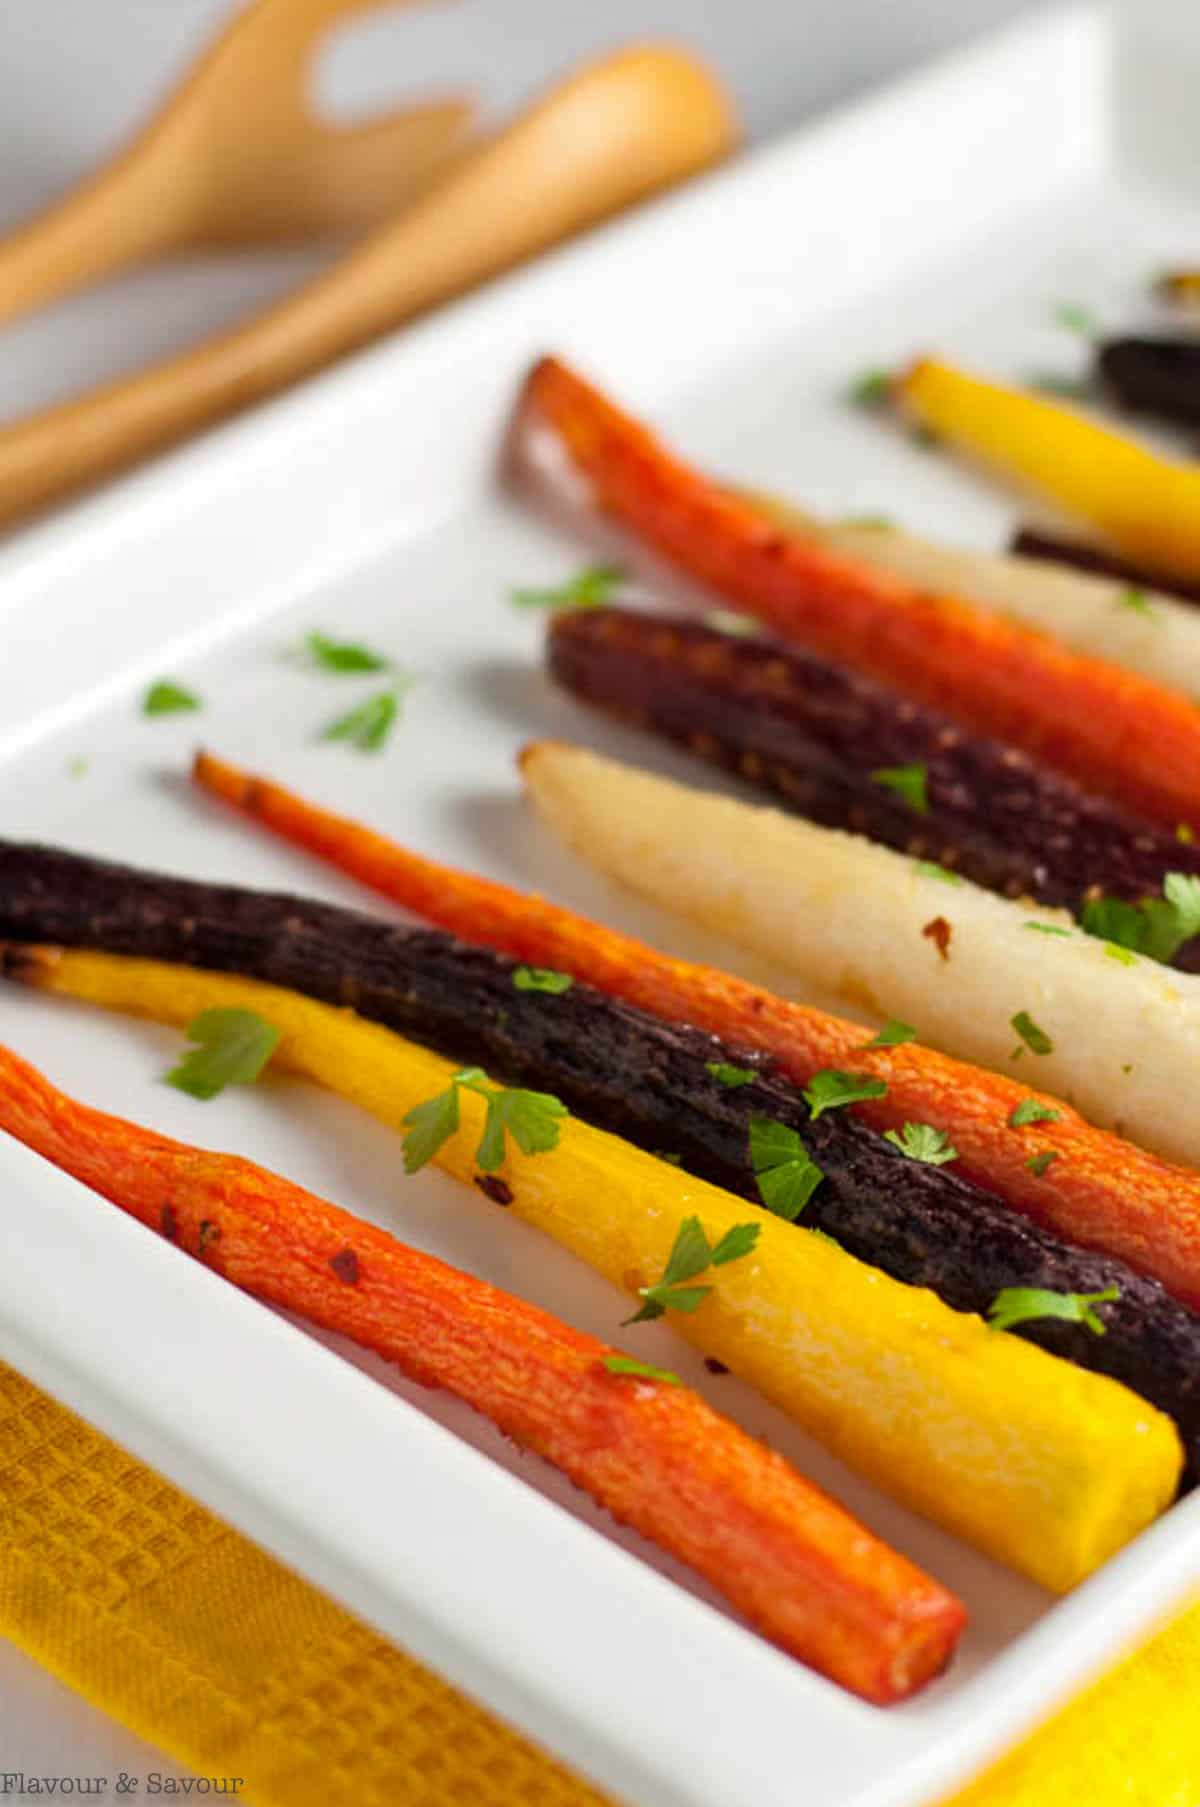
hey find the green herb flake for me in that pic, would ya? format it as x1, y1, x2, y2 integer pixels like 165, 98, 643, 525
988, 1283, 1119, 1337
705, 1061, 758, 1089
1115, 586, 1156, 619
1011, 1011, 1053, 1056
1024, 921, 1071, 938
1052, 300, 1101, 338
1009, 1098, 1062, 1129
870, 762, 929, 814
803, 1068, 888, 1120
165, 1008, 281, 1101
883, 1122, 958, 1166
1026, 1150, 1060, 1177
401, 1067, 567, 1176
748, 1116, 825, 1221
510, 564, 625, 612
863, 1018, 917, 1048
1082, 872, 1200, 965
847, 368, 892, 409
602, 1355, 682, 1386
143, 680, 201, 717
302, 630, 391, 673
322, 686, 406, 753
1104, 941, 1138, 966
512, 966, 574, 995
914, 860, 963, 886
66, 756, 89, 780
625, 1213, 760, 1324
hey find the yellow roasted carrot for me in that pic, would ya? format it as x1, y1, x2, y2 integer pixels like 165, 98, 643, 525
898, 357, 1200, 584
5, 942, 1183, 1591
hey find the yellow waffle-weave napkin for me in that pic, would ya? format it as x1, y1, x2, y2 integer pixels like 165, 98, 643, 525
0, 1358, 1195, 1807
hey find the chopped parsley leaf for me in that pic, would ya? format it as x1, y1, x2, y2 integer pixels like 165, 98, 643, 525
1026, 1150, 1060, 1176
847, 368, 892, 409
165, 1008, 280, 1100
1052, 300, 1102, 338
143, 680, 201, 717
511, 564, 625, 611
870, 762, 929, 814
512, 966, 574, 995
748, 1116, 824, 1221
322, 685, 408, 752
803, 1068, 888, 1120
863, 1018, 917, 1048
303, 630, 391, 673
914, 859, 962, 886
1024, 921, 1071, 937
625, 1213, 760, 1324
602, 1355, 681, 1385
706, 1061, 758, 1089
1116, 586, 1155, 619
401, 1067, 567, 1175
1009, 1098, 1061, 1128
1011, 1011, 1053, 1056
988, 1283, 1118, 1337
883, 1122, 958, 1165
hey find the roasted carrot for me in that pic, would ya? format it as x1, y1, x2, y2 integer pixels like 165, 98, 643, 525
192, 751, 1200, 1313
546, 604, 1200, 939
522, 356, 1200, 829
3, 946, 1184, 1590
897, 356, 1200, 588
1010, 527, 1200, 609
0, 1041, 967, 1702
9, 839, 1200, 1459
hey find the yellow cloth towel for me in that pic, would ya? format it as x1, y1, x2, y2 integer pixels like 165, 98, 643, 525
0, 1359, 1194, 1807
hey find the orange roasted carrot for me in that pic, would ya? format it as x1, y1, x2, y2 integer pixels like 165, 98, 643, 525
0, 1039, 964, 1702
520, 355, 1200, 831
194, 748, 1200, 1312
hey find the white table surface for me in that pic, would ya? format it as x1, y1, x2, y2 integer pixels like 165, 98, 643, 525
0, 0, 1037, 1795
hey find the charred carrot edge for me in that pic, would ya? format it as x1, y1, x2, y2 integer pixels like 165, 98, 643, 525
1010, 527, 1200, 608
520, 355, 1200, 831
192, 750, 1200, 1313
6, 946, 1184, 1592
0, 1038, 965, 1701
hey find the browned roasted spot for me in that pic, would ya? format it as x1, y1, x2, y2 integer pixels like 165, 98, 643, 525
923, 916, 952, 961
329, 1247, 360, 1285
161, 1203, 180, 1242
0, 941, 58, 983
704, 1357, 730, 1375
474, 1174, 514, 1206
197, 1220, 221, 1256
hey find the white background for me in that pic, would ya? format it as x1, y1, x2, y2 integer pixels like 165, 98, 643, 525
0, 0, 1037, 1792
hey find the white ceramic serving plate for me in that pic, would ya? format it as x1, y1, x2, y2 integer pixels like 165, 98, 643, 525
1, 7, 1197, 1804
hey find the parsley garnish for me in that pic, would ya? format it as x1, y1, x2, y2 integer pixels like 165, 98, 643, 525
602, 1355, 681, 1386
863, 1018, 917, 1048
322, 685, 407, 752
704, 610, 758, 637
748, 1117, 824, 1220
512, 966, 574, 995
914, 860, 962, 885
870, 763, 929, 814
626, 1215, 761, 1324
143, 680, 201, 717
1052, 300, 1101, 338
883, 1122, 958, 1165
706, 1061, 757, 1089
1011, 1011, 1053, 1056
511, 564, 624, 611
1080, 873, 1200, 964
988, 1284, 1119, 1337
803, 1069, 888, 1120
165, 1008, 281, 1100
401, 1067, 567, 1174
1104, 942, 1137, 966
1009, 1098, 1061, 1128
847, 368, 892, 408
1116, 586, 1155, 619
1024, 921, 1071, 937
302, 630, 391, 673
66, 756, 89, 780
1026, 1150, 1060, 1176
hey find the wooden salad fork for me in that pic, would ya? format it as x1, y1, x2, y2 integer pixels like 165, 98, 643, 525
0, 0, 737, 530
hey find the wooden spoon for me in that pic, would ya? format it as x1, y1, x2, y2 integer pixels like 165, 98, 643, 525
0, 42, 736, 530
0, 0, 477, 329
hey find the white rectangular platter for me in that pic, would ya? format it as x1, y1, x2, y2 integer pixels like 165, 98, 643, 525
1, 8, 1197, 1805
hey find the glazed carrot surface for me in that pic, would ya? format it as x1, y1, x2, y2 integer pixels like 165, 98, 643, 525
520, 356, 1200, 831
193, 751, 1200, 1314
0, 1037, 966, 1702
2, 945, 1183, 1591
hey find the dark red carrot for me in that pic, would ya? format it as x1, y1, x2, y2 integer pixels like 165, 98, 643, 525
1010, 527, 1200, 607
